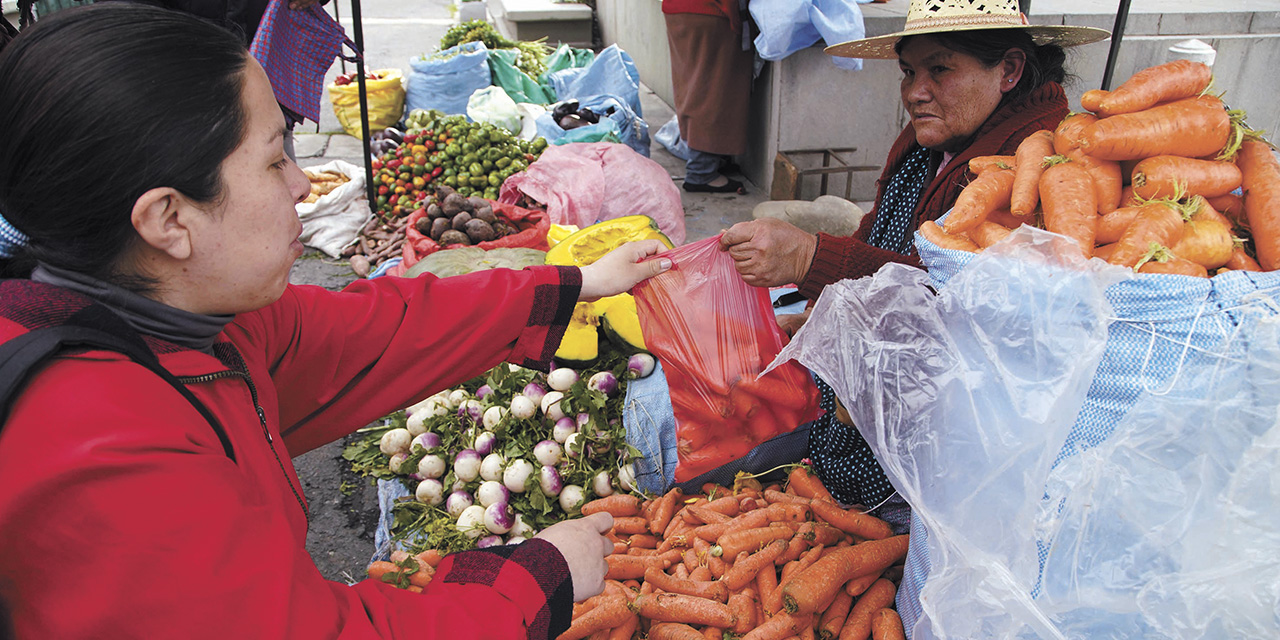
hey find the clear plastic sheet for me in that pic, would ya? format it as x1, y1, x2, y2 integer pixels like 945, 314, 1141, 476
775, 225, 1280, 638
634, 237, 818, 481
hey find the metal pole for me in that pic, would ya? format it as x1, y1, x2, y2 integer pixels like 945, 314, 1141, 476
1019, 0, 1032, 15
334, 0, 346, 75
1100, 0, 1133, 90
350, 0, 377, 214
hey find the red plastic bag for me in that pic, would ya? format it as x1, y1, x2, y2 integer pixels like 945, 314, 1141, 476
632, 236, 819, 482
391, 200, 550, 276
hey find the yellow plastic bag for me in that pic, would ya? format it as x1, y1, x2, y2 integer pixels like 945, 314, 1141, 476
328, 68, 405, 138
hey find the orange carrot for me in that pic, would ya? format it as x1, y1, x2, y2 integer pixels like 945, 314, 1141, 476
781, 536, 909, 615
606, 614, 639, 640
1011, 130, 1056, 216
636, 593, 738, 628
837, 579, 897, 640
945, 168, 1015, 234
723, 538, 789, 591
1079, 95, 1231, 161
787, 466, 835, 502
366, 561, 400, 582
687, 503, 734, 525
559, 596, 631, 640
986, 208, 1026, 229
651, 488, 684, 536
1079, 89, 1108, 114
630, 534, 659, 550
719, 526, 796, 560
966, 221, 1013, 248
968, 155, 1016, 175
1138, 250, 1210, 277
1097, 59, 1213, 116
582, 494, 642, 518
1172, 218, 1234, 269
1132, 155, 1243, 200
764, 503, 810, 523
704, 626, 725, 640
809, 500, 892, 541
645, 566, 729, 603
919, 220, 980, 253
1065, 149, 1123, 214
765, 489, 813, 506
413, 549, 444, 568
869, 608, 906, 640
648, 622, 706, 640
1238, 139, 1280, 270
703, 495, 743, 517
818, 589, 856, 640
843, 570, 883, 598
1207, 193, 1246, 228
1097, 205, 1148, 244
1225, 245, 1262, 271
723, 509, 773, 537
729, 588, 759, 635
1107, 201, 1185, 268
606, 554, 669, 580
1120, 184, 1139, 206
613, 517, 649, 536
744, 612, 813, 640
694, 522, 730, 543
1053, 112, 1098, 156
1039, 157, 1099, 256
690, 565, 714, 582
756, 555, 780, 615
1092, 242, 1118, 262
409, 564, 434, 589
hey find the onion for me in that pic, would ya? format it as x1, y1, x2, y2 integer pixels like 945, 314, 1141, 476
592, 471, 615, 497
482, 405, 508, 431
547, 368, 579, 392
627, 353, 657, 379
509, 395, 537, 420
533, 440, 563, 466
521, 382, 548, 406
477, 480, 511, 507
552, 417, 577, 444
417, 454, 446, 479
473, 431, 497, 457
453, 449, 482, 482
387, 452, 410, 474
618, 463, 637, 492
503, 458, 535, 494
484, 502, 514, 534
476, 534, 504, 548
415, 478, 445, 505
456, 504, 486, 538
540, 391, 565, 420
559, 484, 586, 513
445, 490, 473, 518
480, 453, 506, 482
475, 384, 493, 399
539, 465, 563, 496
587, 371, 619, 397
379, 428, 412, 456
411, 432, 441, 451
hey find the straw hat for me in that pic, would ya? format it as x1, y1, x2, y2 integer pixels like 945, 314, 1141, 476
826, 0, 1110, 59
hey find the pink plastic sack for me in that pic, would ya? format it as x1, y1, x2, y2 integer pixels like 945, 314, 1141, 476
498, 142, 686, 245
632, 236, 819, 481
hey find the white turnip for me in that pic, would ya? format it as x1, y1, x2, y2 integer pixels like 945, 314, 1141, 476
502, 458, 535, 494
405, 411, 430, 437
456, 504, 486, 538
476, 534, 504, 548
445, 490, 473, 518
551, 417, 577, 444
539, 465, 563, 496
592, 471, 615, 498
482, 405, 508, 430
540, 391, 565, 421
617, 463, 637, 492
416, 454, 446, 479
533, 440, 562, 466
415, 478, 445, 505
559, 484, 586, 513
483, 502, 514, 534
509, 395, 536, 420
453, 449, 482, 482
587, 371, 619, 397
473, 431, 497, 457
411, 432, 441, 452
521, 382, 547, 407
479, 452, 506, 481
387, 452, 410, 475
564, 432, 583, 459
475, 384, 493, 399
379, 428, 412, 456
447, 388, 470, 408
510, 513, 536, 538
547, 368, 579, 392
627, 353, 656, 379
476, 480, 510, 507
457, 399, 483, 424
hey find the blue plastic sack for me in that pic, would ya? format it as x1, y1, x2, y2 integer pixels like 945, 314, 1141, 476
546, 45, 644, 118
405, 41, 492, 117
535, 96, 650, 157
750, 0, 867, 71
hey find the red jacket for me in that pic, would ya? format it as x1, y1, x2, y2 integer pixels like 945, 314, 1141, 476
0, 266, 580, 639
798, 82, 1070, 299
662, 0, 742, 32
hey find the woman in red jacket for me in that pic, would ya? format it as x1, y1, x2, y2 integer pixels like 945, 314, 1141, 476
0, 5, 669, 638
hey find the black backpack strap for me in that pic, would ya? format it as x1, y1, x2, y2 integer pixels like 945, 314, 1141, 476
0, 326, 236, 462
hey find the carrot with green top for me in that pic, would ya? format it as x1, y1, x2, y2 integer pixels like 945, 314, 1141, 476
1107, 201, 1185, 268
1132, 155, 1242, 201
1097, 59, 1213, 116
1011, 130, 1056, 216
719, 526, 795, 560
1079, 95, 1231, 161
1039, 156, 1099, 257
787, 465, 835, 502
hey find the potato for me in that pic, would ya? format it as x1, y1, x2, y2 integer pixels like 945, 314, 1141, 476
451, 211, 472, 231
464, 218, 496, 243
439, 229, 471, 246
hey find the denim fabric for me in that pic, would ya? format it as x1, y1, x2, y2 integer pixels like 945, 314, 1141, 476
684, 147, 723, 185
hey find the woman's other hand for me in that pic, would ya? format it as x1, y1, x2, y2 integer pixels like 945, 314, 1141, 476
578, 239, 672, 301
534, 512, 615, 601
776, 308, 812, 337
719, 218, 817, 288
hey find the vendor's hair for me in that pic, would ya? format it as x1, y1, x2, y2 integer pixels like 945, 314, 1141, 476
896, 29, 1069, 105
0, 3, 249, 286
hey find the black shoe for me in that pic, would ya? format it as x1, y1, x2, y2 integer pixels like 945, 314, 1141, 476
683, 178, 746, 194
719, 160, 743, 176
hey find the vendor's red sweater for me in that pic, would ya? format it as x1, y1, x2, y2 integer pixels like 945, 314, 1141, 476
797, 82, 1069, 300
662, 0, 742, 32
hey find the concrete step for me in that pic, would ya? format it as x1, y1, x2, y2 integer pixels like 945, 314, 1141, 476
488, 0, 592, 47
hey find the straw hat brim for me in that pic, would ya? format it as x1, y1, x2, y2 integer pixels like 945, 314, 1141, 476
825, 24, 1110, 59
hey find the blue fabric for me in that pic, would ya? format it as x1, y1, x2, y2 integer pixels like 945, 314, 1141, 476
867, 145, 931, 255
0, 211, 28, 258
405, 42, 492, 117
684, 148, 722, 185
547, 45, 644, 119
750, 0, 867, 71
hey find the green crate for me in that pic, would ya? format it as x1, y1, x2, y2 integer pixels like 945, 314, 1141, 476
34, 0, 92, 18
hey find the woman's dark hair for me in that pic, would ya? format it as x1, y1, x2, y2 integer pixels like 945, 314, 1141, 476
896, 29, 1070, 106
0, 2, 250, 286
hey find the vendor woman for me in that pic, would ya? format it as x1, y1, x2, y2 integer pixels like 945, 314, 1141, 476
0, 4, 670, 638
718, 0, 1107, 517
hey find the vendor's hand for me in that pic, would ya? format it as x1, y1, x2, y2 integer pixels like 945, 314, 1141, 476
534, 512, 614, 601
777, 308, 812, 337
719, 218, 818, 288
578, 239, 672, 301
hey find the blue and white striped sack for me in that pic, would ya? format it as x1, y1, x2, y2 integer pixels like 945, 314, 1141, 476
774, 223, 1280, 639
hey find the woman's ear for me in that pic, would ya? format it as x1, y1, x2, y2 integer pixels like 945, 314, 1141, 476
1001, 48, 1028, 93
131, 187, 195, 260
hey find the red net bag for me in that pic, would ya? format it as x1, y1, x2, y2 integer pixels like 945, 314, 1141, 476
632, 236, 820, 482
394, 200, 551, 275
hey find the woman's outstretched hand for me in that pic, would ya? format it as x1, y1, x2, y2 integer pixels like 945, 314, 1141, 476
578, 239, 673, 301
719, 218, 817, 288
534, 512, 615, 601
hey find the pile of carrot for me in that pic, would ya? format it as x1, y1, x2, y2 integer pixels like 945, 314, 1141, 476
562, 466, 909, 640
926, 59, 1280, 277
367, 548, 443, 593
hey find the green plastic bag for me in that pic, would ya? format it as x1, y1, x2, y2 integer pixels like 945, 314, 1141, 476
540, 44, 595, 80
488, 49, 556, 105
